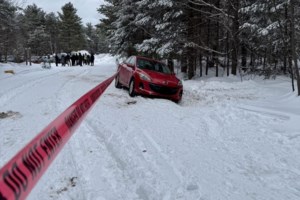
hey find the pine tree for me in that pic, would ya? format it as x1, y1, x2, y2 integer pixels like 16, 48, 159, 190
135, 0, 185, 58
45, 12, 59, 54
58, 2, 85, 52
21, 4, 49, 55
98, 0, 300, 84
111, 0, 142, 56
95, 26, 110, 53
97, 0, 119, 53
0, 0, 17, 61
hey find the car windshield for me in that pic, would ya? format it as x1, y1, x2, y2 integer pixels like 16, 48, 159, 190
137, 58, 172, 74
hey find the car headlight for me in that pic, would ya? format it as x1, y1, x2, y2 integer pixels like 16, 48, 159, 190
178, 80, 183, 86
138, 72, 151, 81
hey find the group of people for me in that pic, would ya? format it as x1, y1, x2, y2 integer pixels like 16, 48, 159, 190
55, 52, 95, 67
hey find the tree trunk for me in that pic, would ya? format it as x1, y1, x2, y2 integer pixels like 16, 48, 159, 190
206, 56, 209, 75
206, 13, 211, 76
181, 54, 187, 73
241, 44, 247, 69
188, 52, 195, 79
289, 55, 295, 91
226, 31, 230, 76
199, 54, 203, 77
215, 0, 220, 77
283, 4, 288, 74
263, 49, 267, 70
230, 0, 239, 75
167, 59, 174, 73
290, 0, 300, 95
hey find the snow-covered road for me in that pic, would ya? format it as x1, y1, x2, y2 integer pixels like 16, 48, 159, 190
1, 55, 299, 200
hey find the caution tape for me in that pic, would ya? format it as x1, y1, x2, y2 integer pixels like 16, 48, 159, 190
0, 74, 116, 200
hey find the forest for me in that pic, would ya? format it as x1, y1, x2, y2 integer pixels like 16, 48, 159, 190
0, 0, 108, 62
1, 0, 300, 94
98, 0, 300, 94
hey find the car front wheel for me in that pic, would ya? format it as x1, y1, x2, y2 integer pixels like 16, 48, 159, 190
129, 79, 135, 97
115, 75, 121, 88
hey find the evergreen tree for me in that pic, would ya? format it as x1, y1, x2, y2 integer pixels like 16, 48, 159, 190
58, 2, 85, 52
95, 26, 110, 53
45, 12, 60, 54
83, 23, 109, 54
135, 0, 185, 58
84, 22, 95, 52
240, 1, 285, 70
112, 0, 143, 56
21, 4, 49, 55
97, 0, 120, 54
0, 0, 17, 61
97, 0, 119, 33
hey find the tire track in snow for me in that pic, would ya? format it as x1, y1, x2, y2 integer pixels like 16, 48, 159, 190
86, 118, 171, 199
237, 105, 292, 120
28, 68, 91, 200
209, 104, 300, 200
134, 128, 188, 199
86, 105, 202, 200
48, 68, 91, 200
84, 120, 141, 199
0, 69, 71, 169
0, 69, 69, 107
95, 92, 206, 199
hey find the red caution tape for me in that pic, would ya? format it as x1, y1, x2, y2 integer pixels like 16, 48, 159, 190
0, 74, 116, 200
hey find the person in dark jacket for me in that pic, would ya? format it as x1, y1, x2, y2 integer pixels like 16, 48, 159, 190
61, 55, 66, 66
71, 54, 75, 66
90, 53, 95, 66
78, 53, 83, 66
55, 54, 59, 66
66, 54, 71, 66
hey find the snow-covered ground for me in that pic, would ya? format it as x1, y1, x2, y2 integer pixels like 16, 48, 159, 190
0, 54, 299, 200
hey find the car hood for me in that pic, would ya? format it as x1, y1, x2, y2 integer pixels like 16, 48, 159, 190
141, 69, 180, 86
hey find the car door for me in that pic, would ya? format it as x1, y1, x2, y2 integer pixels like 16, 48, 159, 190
123, 56, 136, 87
119, 57, 132, 85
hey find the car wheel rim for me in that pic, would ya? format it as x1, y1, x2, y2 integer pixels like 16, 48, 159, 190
129, 80, 134, 95
129, 82, 133, 93
115, 76, 119, 86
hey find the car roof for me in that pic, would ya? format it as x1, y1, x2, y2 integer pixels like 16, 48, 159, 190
135, 55, 164, 64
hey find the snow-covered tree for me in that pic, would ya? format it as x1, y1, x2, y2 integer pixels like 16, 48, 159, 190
58, 2, 85, 52
20, 4, 49, 55
135, 0, 185, 57
240, 0, 300, 72
102, 0, 145, 56
0, 0, 17, 61
98, 0, 299, 75
98, 0, 234, 78
45, 12, 60, 54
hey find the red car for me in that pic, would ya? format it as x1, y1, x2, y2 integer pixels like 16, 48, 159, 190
115, 56, 183, 102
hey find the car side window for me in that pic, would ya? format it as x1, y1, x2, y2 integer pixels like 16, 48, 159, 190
125, 57, 132, 64
128, 57, 135, 66
154, 63, 161, 72
144, 61, 153, 70
137, 59, 143, 68
137, 59, 152, 70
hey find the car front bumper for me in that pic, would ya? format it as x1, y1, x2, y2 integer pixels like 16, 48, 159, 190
135, 80, 183, 101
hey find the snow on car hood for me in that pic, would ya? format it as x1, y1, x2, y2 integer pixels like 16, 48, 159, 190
141, 69, 180, 86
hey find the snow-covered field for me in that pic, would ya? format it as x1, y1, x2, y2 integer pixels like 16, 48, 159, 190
0, 54, 299, 200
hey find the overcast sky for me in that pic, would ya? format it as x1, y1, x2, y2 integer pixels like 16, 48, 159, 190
23, 0, 105, 25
